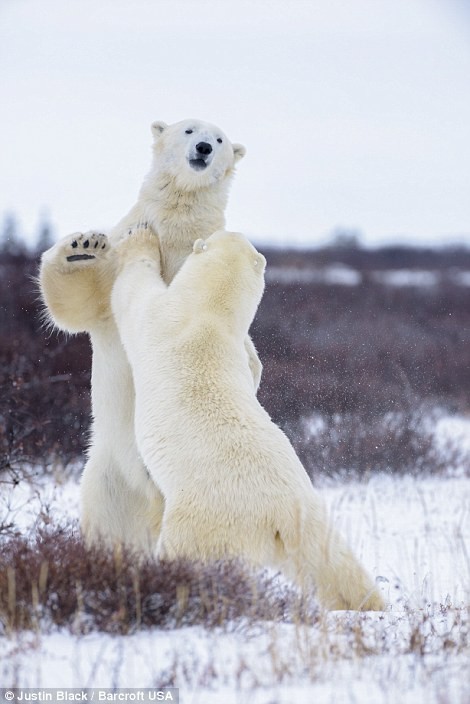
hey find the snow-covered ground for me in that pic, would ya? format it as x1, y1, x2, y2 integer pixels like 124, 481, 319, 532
266, 264, 362, 286
1, 418, 469, 703
266, 265, 470, 288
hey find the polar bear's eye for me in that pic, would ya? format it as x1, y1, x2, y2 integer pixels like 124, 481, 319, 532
217, 138, 223, 143
185, 129, 193, 134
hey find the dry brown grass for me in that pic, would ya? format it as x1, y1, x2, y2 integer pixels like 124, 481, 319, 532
0, 528, 317, 634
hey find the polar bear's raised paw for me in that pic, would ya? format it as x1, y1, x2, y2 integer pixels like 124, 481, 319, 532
123, 222, 153, 240
65, 231, 109, 263
116, 223, 160, 267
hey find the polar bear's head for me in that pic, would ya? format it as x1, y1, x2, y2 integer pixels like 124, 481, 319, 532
150, 119, 246, 190
187, 231, 266, 333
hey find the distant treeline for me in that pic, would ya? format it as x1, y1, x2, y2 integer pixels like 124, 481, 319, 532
0, 213, 55, 257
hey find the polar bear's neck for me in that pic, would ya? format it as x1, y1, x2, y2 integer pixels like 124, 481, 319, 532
146, 176, 228, 240
132, 170, 233, 282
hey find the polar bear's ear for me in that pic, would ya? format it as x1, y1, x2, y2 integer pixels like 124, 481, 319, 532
151, 121, 168, 141
232, 143, 246, 163
193, 238, 208, 254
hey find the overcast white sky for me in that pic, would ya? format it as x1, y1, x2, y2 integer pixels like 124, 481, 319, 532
1, 0, 470, 248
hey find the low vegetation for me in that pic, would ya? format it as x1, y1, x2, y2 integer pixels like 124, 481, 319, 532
1, 240, 469, 478
0, 528, 314, 634
1, 233, 469, 700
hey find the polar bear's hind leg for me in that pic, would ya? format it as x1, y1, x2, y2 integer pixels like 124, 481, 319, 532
280, 498, 386, 611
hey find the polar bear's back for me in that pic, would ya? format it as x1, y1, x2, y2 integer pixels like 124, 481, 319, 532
136, 350, 314, 510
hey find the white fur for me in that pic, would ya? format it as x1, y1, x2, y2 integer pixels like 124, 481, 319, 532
112, 228, 386, 611
39, 119, 258, 554
113, 119, 247, 282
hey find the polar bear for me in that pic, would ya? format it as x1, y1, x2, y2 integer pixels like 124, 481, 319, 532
39, 119, 261, 554
111, 227, 386, 611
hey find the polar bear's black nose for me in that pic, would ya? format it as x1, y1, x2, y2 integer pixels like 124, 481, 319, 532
196, 142, 213, 156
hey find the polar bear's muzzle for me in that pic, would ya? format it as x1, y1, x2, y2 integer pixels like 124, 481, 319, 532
188, 141, 213, 171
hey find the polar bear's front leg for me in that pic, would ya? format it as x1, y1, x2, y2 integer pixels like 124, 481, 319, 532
111, 226, 167, 361
39, 231, 115, 333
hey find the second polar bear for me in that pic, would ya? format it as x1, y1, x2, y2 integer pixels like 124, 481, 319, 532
111, 227, 386, 611
39, 119, 260, 553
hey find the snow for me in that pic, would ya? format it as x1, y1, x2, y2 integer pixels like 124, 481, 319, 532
453, 270, 470, 287
1, 606, 469, 702
265, 265, 362, 286
434, 414, 470, 457
1, 417, 469, 703
265, 266, 470, 288
0, 464, 81, 537
371, 270, 440, 287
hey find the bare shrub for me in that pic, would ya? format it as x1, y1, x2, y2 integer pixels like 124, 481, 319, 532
0, 252, 91, 475
288, 408, 469, 479
0, 529, 317, 634
253, 276, 470, 425
1, 243, 469, 472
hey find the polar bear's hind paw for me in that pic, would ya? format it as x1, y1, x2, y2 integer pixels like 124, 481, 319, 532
65, 232, 108, 263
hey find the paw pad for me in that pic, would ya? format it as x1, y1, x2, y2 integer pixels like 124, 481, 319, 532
66, 253, 96, 262
65, 231, 108, 263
